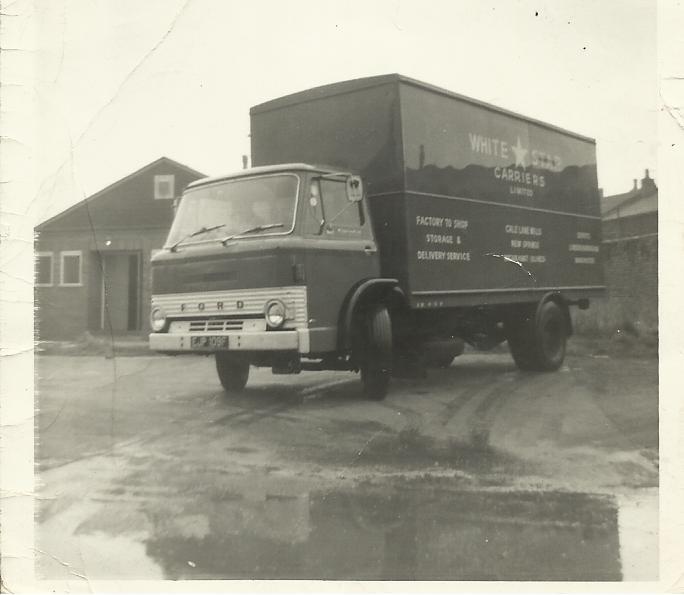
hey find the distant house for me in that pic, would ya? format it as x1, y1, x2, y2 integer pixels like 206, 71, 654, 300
35, 157, 206, 340
575, 169, 658, 335
601, 169, 658, 240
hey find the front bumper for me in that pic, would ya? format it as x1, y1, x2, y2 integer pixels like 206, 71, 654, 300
149, 329, 309, 353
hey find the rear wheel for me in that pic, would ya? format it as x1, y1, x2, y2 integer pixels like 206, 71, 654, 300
360, 305, 393, 400
533, 301, 567, 370
505, 310, 537, 370
215, 353, 250, 393
505, 301, 568, 371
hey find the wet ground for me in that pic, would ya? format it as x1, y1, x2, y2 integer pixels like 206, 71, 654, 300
35, 348, 658, 581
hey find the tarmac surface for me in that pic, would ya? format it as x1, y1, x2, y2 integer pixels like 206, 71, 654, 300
35, 346, 658, 581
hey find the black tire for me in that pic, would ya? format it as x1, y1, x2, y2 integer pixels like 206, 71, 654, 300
360, 305, 392, 400
505, 311, 537, 371
215, 353, 249, 393
505, 302, 567, 371
532, 301, 567, 371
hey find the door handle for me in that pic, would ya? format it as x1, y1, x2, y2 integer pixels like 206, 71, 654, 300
363, 245, 376, 255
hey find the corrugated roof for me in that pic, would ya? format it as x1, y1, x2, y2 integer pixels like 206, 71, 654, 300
601, 189, 638, 216
601, 177, 657, 218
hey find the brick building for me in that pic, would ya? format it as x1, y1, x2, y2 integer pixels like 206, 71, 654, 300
575, 169, 658, 335
35, 157, 205, 340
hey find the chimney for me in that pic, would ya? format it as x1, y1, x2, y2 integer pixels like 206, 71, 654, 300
640, 168, 656, 193
242, 155, 249, 170
632, 179, 638, 191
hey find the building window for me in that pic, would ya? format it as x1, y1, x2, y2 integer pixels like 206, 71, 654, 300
154, 174, 175, 200
36, 252, 53, 286
60, 251, 82, 286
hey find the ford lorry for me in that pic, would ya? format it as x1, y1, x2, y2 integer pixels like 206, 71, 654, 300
149, 74, 604, 399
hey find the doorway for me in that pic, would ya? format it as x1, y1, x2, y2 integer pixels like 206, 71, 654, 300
97, 252, 142, 333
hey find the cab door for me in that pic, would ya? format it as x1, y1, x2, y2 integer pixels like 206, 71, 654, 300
302, 177, 380, 353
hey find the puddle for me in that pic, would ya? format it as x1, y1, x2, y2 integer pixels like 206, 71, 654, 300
140, 480, 622, 580
312, 425, 529, 480
38, 451, 653, 581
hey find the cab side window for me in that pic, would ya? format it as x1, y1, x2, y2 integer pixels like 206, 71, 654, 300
303, 180, 325, 235
320, 180, 364, 230
303, 178, 366, 236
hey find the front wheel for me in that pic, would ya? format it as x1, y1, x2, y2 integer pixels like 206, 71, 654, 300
360, 305, 393, 400
215, 353, 250, 393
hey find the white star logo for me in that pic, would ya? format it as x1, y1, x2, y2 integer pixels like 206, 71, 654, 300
511, 136, 528, 168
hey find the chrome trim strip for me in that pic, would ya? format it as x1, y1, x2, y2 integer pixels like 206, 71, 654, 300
153, 286, 308, 322
369, 190, 602, 220
412, 285, 606, 296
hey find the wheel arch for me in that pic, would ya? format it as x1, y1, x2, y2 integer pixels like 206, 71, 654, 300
338, 278, 405, 351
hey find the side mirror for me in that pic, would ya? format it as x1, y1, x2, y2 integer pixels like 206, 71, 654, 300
346, 175, 363, 202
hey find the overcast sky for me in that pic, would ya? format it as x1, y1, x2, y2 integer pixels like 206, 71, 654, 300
31, 0, 657, 223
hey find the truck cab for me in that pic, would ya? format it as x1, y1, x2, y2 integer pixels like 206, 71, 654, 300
150, 164, 395, 397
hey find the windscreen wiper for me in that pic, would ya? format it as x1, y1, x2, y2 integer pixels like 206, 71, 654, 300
220, 222, 284, 246
317, 202, 357, 235
168, 223, 226, 252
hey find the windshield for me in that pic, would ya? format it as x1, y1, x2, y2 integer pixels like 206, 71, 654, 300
165, 174, 299, 249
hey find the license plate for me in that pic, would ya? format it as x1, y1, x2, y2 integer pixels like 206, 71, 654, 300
190, 335, 230, 350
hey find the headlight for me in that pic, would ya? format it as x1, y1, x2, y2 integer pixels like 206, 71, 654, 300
150, 307, 167, 332
265, 299, 286, 328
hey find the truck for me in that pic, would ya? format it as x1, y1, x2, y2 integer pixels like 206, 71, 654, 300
149, 74, 604, 399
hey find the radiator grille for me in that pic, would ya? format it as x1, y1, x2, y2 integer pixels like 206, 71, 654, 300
152, 286, 308, 322
188, 319, 244, 333
168, 318, 268, 334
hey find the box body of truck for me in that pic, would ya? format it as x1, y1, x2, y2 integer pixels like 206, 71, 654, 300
150, 74, 604, 398
250, 74, 604, 308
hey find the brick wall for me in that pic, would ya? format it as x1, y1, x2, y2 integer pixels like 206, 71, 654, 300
34, 233, 92, 340
603, 212, 657, 241
574, 232, 658, 336
35, 228, 168, 340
